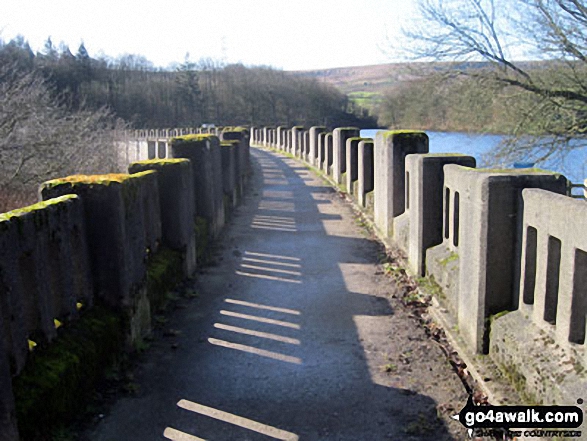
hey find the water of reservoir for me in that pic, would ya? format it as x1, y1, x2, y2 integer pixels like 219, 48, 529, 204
360, 129, 587, 184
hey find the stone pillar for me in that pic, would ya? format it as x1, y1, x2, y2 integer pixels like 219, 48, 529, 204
358, 139, 375, 208
333, 127, 360, 185
128, 159, 197, 278
374, 131, 429, 239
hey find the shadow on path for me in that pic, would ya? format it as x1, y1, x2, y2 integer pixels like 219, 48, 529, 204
87, 148, 462, 441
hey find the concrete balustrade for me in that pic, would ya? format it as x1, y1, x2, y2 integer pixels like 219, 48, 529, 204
0, 125, 252, 439
0, 195, 92, 373
429, 166, 567, 353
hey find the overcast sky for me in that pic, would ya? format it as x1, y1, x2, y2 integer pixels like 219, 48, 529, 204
0, 0, 419, 70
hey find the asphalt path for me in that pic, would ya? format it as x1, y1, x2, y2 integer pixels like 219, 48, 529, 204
85, 147, 466, 441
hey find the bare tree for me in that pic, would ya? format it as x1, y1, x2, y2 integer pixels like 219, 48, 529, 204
0, 62, 124, 212
400, 0, 587, 168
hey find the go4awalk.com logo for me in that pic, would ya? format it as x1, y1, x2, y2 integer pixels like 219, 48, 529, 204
452, 396, 584, 438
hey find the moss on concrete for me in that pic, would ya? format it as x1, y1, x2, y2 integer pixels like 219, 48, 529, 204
43, 171, 154, 190
172, 134, 215, 143
13, 306, 125, 439
439, 252, 459, 266
0, 195, 77, 224
382, 130, 427, 138
131, 158, 189, 167
146, 247, 183, 312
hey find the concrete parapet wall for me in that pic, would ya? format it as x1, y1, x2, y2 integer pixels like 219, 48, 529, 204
491, 191, 587, 404
0, 125, 252, 438
439, 166, 567, 353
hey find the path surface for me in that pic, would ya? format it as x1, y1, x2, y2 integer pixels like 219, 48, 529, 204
85, 148, 467, 440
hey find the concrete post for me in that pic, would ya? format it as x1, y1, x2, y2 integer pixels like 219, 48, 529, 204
324, 133, 334, 176
402, 154, 476, 277
317, 132, 327, 171
221, 129, 250, 200
308, 127, 327, 167
0, 195, 92, 374
128, 159, 197, 278
171, 135, 225, 238
220, 141, 239, 208
277, 126, 286, 150
346, 137, 369, 196
291, 126, 304, 157
333, 127, 360, 185
358, 139, 375, 208
373, 131, 429, 239
42, 172, 162, 342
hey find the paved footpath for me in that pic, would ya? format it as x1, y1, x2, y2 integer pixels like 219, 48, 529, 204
85, 147, 467, 441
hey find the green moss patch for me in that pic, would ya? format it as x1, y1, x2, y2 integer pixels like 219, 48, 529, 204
146, 247, 183, 312
131, 159, 189, 167
13, 306, 125, 439
43, 171, 155, 190
0, 195, 78, 222
172, 134, 215, 143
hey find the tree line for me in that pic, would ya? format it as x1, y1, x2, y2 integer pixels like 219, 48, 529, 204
0, 35, 376, 212
0, 36, 375, 129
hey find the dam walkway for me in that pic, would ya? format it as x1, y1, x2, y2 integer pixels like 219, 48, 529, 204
84, 147, 467, 441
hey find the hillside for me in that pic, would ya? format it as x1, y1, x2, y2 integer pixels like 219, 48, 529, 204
289, 62, 445, 113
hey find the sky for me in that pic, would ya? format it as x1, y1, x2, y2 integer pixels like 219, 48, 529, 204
0, 0, 419, 71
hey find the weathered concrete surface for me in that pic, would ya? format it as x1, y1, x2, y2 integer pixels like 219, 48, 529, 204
374, 131, 429, 240
84, 148, 467, 441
